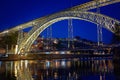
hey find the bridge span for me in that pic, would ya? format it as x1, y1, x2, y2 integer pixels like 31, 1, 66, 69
0, 0, 120, 35
0, 0, 119, 54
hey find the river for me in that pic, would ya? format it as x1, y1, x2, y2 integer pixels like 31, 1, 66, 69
0, 58, 119, 80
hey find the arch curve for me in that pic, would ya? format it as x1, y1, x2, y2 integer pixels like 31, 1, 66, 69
17, 11, 120, 53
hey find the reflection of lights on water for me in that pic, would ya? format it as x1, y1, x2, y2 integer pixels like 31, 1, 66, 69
76, 74, 78, 79
55, 51, 59, 54
46, 52, 50, 54
0, 62, 2, 67
29, 60, 37, 64
69, 72, 71, 77
54, 72, 58, 79
14, 61, 33, 80
73, 58, 79, 61
12, 59, 114, 80
74, 72, 76, 75
67, 51, 70, 54
20, 60, 23, 68
55, 61, 58, 68
25, 60, 28, 68
108, 60, 114, 71
96, 60, 99, 64
60, 51, 65, 54
14, 61, 21, 78
46, 70, 49, 76
100, 74, 102, 80
61, 60, 66, 67
14, 62, 18, 77
55, 60, 60, 68
67, 61, 71, 67
46, 61, 50, 68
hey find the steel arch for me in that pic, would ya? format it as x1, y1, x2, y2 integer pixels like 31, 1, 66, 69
17, 11, 120, 53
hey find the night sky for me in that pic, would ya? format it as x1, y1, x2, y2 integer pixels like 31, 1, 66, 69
0, 0, 120, 44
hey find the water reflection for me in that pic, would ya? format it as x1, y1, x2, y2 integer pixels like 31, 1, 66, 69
0, 58, 118, 80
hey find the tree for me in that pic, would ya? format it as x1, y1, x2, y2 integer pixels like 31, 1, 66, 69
0, 32, 18, 49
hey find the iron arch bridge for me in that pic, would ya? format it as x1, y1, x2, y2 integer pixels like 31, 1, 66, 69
0, 0, 120, 35
17, 11, 120, 54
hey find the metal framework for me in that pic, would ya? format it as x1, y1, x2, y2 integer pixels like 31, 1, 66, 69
46, 26, 52, 50
0, 0, 119, 35
95, 0, 103, 46
17, 11, 120, 53
0, 0, 119, 54
69, 0, 120, 11
17, 29, 23, 47
68, 19, 74, 49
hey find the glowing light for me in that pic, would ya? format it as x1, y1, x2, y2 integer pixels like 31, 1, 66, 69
15, 45, 18, 54
55, 61, 60, 68
67, 51, 70, 54
55, 51, 59, 54
45, 52, 50, 54
54, 72, 58, 79
61, 60, 66, 67
60, 51, 65, 54
14, 62, 18, 77
53, 39, 58, 44
46, 61, 50, 68
3, 30, 8, 33
25, 60, 28, 68
67, 61, 71, 67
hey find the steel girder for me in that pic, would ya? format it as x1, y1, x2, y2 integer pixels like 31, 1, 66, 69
17, 11, 120, 53
0, 0, 120, 35
69, 0, 120, 11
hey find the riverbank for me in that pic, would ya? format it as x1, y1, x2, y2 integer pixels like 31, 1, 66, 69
0, 54, 113, 61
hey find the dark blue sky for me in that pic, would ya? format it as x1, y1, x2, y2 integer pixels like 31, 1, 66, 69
0, 0, 120, 43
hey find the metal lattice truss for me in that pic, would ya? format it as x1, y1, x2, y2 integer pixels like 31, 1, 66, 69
17, 11, 120, 53
0, 0, 120, 53
0, 0, 120, 35
69, 0, 120, 11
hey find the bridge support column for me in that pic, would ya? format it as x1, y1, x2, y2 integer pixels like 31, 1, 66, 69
68, 19, 74, 49
95, 0, 103, 46
97, 24, 103, 46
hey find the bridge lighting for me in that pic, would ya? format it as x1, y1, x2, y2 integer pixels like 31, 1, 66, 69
18, 26, 22, 29
32, 22, 35, 25
9, 0, 120, 53
15, 45, 18, 54
3, 30, 8, 33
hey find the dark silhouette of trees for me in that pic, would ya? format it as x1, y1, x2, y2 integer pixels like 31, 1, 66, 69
0, 32, 18, 49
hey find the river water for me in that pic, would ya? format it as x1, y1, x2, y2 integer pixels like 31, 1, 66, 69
0, 58, 119, 80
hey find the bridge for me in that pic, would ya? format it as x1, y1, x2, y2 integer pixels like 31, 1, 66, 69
0, 0, 120, 54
